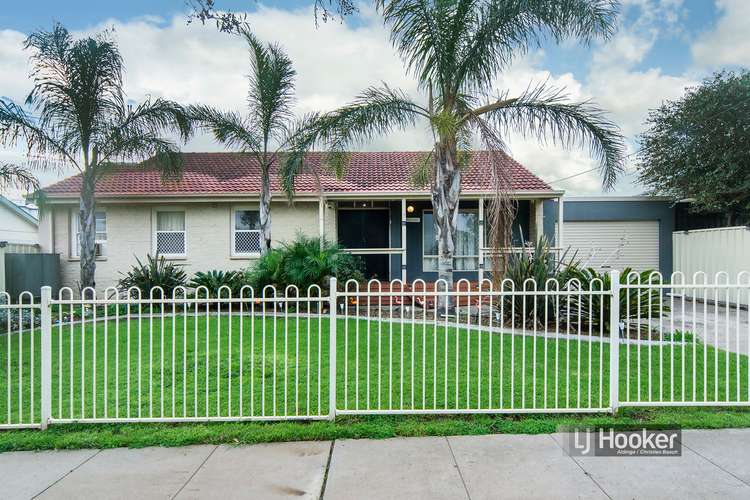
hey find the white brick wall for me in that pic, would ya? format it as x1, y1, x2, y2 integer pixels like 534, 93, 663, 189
42, 200, 323, 291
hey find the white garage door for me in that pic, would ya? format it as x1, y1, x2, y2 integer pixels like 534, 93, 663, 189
560, 220, 660, 272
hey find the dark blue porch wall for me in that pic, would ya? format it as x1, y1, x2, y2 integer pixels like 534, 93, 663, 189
400, 199, 531, 282
542, 199, 675, 274
389, 201, 402, 280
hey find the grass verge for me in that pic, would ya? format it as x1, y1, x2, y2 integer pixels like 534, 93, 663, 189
2, 407, 750, 452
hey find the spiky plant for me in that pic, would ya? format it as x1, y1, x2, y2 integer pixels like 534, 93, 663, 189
0, 24, 193, 289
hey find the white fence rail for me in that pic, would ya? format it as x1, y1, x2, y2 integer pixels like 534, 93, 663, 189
1, 271, 749, 430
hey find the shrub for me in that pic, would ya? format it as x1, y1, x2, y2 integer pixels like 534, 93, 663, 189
0, 296, 39, 333
246, 248, 286, 290
189, 270, 248, 296
500, 236, 579, 327
247, 235, 364, 291
563, 266, 669, 335
118, 254, 187, 297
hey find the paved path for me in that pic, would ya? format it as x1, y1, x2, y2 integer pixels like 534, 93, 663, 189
3, 429, 750, 499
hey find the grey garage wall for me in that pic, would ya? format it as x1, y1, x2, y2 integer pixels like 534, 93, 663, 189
542, 199, 675, 275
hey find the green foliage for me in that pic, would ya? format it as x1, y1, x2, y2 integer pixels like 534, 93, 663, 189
501, 239, 669, 332
247, 235, 364, 291
564, 267, 670, 334
189, 270, 248, 297
118, 254, 187, 297
637, 70, 750, 223
501, 236, 579, 327
0, 23, 193, 287
246, 248, 286, 291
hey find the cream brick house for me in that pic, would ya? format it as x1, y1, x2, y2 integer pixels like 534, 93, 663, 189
39, 151, 563, 291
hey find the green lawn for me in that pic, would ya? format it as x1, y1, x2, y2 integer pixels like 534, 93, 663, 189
1, 313, 749, 451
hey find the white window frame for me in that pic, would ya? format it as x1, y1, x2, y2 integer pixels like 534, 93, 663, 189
231, 206, 262, 258
422, 209, 480, 272
70, 209, 107, 260
152, 208, 187, 259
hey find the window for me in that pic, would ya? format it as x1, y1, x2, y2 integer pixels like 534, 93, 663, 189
71, 211, 107, 258
155, 211, 186, 256
422, 210, 479, 271
232, 209, 261, 255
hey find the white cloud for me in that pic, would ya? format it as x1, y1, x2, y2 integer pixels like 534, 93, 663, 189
691, 0, 750, 68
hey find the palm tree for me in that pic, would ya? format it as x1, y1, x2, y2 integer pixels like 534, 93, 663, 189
286, 0, 625, 289
0, 24, 193, 289
191, 28, 304, 254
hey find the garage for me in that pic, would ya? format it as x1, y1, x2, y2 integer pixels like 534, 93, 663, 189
560, 220, 661, 272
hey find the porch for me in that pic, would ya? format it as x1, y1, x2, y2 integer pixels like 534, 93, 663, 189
315, 194, 565, 283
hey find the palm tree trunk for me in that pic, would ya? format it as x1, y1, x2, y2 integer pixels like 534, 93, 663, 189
259, 166, 272, 253
79, 172, 97, 290
431, 144, 461, 305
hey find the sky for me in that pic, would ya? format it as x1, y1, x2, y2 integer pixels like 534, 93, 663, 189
1, 0, 749, 202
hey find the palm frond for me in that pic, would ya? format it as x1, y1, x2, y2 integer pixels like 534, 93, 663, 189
0, 99, 77, 168
241, 27, 296, 146
279, 112, 325, 198
189, 104, 262, 154
479, 82, 625, 189
454, 0, 619, 92
408, 151, 433, 188
0, 164, 39, 192
99, 98, 194, 163
318, 84, 427, 153
24, 23, 125, 150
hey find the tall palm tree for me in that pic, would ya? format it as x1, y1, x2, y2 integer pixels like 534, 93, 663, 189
0, 24, 193, 289
191, 28, 303, 254
286, 0, 625, 289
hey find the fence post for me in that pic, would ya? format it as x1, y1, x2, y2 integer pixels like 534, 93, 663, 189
328, 277, 337, 421
609, 270, 620, 414
40, 286, 52, 430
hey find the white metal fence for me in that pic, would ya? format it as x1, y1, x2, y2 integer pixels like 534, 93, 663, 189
1, 271, 749, 430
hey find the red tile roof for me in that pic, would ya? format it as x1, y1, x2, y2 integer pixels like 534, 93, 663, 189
43, 151, 552, 197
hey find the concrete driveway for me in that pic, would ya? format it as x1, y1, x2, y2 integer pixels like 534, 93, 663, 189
665, 301, 750, 354
3, 428, 750, 499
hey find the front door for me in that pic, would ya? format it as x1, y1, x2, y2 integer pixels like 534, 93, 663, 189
337, 209, 390, 280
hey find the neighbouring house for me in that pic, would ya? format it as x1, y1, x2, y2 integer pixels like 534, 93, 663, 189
39, 151, 564, 291
0, 195, 39, 246
0, 196, 42, 294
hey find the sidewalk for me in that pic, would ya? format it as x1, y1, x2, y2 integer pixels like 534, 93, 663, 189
3, 429, 750, 499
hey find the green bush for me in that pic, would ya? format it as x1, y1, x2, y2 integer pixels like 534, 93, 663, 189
500, 236, 579, 327
189, 270, 248, 296
563, 266, 669, 335
247, 235, 364, 292
118, 254, 187, 297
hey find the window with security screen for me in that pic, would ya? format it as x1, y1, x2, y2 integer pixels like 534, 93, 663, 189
233, 209, 261, 255
155, 211, 186, 256
71, 211, 107, 258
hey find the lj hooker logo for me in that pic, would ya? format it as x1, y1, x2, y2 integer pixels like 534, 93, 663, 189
560, 426, 681, 457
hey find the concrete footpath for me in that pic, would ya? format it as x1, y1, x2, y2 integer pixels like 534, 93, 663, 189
3, 429, 750, 499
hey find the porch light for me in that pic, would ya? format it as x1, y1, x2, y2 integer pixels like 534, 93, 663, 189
406, 204, 415, 214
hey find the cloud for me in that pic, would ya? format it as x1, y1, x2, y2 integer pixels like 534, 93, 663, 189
691, 0, 750, 68
0, 1, 721, 198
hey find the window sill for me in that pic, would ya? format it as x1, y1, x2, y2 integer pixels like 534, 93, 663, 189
230, 254, 261, 260
160, 255, 187, 261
